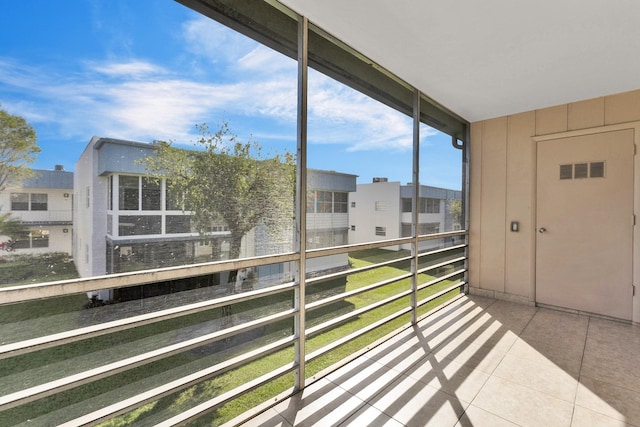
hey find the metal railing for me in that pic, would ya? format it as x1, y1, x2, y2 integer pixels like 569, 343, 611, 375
0, 230, 467, 426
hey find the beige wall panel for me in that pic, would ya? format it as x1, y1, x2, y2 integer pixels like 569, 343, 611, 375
568, 97, 605, 131
479, 117, 508, 292
504, 112, 535, 298
605, 89, 640, 124
535, 104, 568, 136
469, 122, 483, 288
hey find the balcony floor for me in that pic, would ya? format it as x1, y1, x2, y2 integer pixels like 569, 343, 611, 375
243, 294, 640, 426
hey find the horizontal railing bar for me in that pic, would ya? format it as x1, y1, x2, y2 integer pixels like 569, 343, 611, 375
1, 232, 468, 306
0, 309, 296, 411
306, 254, 413, 285
155, 363, 297, 427
416, 268, 467, 293
306, 288, 412, 338
305, 230, 467, 259
416, 243, 467, 259
417, 256, 466, 275
0, 282, 297, 360
0, 252, 300, 305
306, 272, 412, 312
59, 336, 296, 427
416, 282, 466, 310
306, 306, 412, 363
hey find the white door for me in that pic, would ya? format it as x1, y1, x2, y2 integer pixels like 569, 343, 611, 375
536, 129, 634, 320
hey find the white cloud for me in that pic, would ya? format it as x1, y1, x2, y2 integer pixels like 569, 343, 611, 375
182, 16, 256, 65
91, 61, 167, 78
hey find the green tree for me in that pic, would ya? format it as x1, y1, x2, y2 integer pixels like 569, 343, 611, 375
0, 105, 39, 241
145, 122, 295, 268
448, 199, 462, 228
0, 104, 40, 193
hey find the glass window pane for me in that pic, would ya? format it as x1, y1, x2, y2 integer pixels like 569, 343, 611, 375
119, 176, 139, 211
30, 193, 48, 210
141, 177, 161, 210
11, 193, 29, 210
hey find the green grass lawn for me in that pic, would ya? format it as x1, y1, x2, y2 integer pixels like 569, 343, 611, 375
0, 248, 463, 427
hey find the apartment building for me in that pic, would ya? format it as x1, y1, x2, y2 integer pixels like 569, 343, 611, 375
0, 166, 73, 254
74, 137, 356, 299
349, 178, 461, 251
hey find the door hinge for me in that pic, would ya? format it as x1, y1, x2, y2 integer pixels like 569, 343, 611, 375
634, 285, 636, 296
634, 214, 637, 226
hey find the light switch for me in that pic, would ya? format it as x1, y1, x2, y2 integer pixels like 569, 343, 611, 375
510, 221, 519, 232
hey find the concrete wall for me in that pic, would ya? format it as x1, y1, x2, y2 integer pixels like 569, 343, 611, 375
469, 88, 640, 321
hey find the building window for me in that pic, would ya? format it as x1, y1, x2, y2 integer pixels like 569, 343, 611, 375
306, 190, 316, 213
316, 190, 333, 213
119, 175, 139, 210
10, 193, 29, 210
31, 229, 49, 248
108, 176, 113, 210
375, 201, 387, 211
351, 225, 356, 231
375, 226, 386, 236
118, 215, 162, 236
166, 215, 191, 234
418, 222, 440, 235
14, 229, 50, 248
142, 177, 161, 210
401, 223, 412, 237
351, 201, 356, 208
334, 192, 348, 213
10, 193, 48, 211
401, 198, 412, 213
85, 187, 90, 208
31, 193, 48, 211
419, 198, 440, 213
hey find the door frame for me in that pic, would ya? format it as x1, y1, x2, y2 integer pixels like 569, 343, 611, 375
532, 121, 640, 322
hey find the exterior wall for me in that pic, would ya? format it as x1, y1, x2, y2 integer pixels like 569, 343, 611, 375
349, 181, 401, 247
0, 169, 73, 255
469, 88, 640, 320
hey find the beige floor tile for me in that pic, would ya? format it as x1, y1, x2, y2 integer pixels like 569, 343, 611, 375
340, 404, 405, 427
520, 309, 588, 351
403, 355, 490, 403
482, 300, 538, 333
272, 378, 365, 426
454, 405, 519, 427
368, 374, 469, 427
472, 376, 574, 427
587, 317, 640, 342
576, 376, 640, 426
508, 337, 583, 377
365, 334, 433, 373
327, 356, 407, 402
493, 352, 578, 402
432, 332, 513, 374
581, 352, 640, 394
571, 405, 634, 427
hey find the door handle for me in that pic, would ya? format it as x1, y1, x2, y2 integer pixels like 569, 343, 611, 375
538, 227, 547, 234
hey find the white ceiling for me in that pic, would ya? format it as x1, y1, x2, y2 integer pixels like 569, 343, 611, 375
278, 0, 640, 122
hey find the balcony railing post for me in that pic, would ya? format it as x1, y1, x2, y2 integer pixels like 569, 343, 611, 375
411, 89, 420, 324
294, 14, 309, 391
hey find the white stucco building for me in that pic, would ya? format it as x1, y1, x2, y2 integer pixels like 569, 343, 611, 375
349, 178, 461, 251
0, 167, 73, 255
74, 137, 357, 300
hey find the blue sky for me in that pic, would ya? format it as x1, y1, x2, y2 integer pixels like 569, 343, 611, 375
0, 0, 461, 189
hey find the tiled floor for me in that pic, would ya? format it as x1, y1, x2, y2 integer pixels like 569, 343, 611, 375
242, 295, 640, 426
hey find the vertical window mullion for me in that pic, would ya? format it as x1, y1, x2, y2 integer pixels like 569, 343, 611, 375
295, 14, 308, 391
